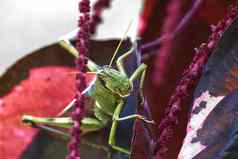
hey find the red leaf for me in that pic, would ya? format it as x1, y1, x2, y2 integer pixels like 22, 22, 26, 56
0, 37, 133, 159
0, 66, 77, 159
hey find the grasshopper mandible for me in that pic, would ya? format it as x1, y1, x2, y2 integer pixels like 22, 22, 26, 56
22, 30, 154, 155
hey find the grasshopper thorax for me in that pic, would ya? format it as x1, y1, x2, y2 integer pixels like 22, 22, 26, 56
97, 66, 133, 97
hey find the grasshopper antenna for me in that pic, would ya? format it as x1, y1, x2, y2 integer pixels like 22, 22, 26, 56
109, 20, 133, 67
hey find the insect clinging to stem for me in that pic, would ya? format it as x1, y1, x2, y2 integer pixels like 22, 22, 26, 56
22, 22, 154, 155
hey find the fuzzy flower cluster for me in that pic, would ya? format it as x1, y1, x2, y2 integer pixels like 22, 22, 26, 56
90, 0, 111, 34
155, 0, 238, 158
66, 0, 91, 159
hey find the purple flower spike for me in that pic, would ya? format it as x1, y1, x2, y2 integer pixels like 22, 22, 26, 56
66, 0, 91, 159
90, 0, 111, 34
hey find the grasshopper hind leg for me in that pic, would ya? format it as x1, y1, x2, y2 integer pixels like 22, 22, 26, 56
23, 119, 112, 159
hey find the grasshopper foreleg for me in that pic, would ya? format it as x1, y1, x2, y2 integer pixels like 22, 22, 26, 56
108, 100, 130, 155
130, 63, 147, 105
107, 100, 154, 155
116, 47, 134, 76
115, 114, 154, 124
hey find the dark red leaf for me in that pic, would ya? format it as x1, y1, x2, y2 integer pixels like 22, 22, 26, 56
179, 16, 238, 159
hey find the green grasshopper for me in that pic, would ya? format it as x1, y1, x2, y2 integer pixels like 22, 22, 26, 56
22, 34, 154, 155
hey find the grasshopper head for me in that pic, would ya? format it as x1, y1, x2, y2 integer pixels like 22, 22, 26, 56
98, 67, 133, 97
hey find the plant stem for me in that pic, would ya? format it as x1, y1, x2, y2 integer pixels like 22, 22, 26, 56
140, 0, 205, 54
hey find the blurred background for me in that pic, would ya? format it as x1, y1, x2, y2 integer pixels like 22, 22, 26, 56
0, 0, 142, 75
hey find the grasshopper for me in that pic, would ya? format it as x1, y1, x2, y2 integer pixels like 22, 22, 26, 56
22, 31, 154, 155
